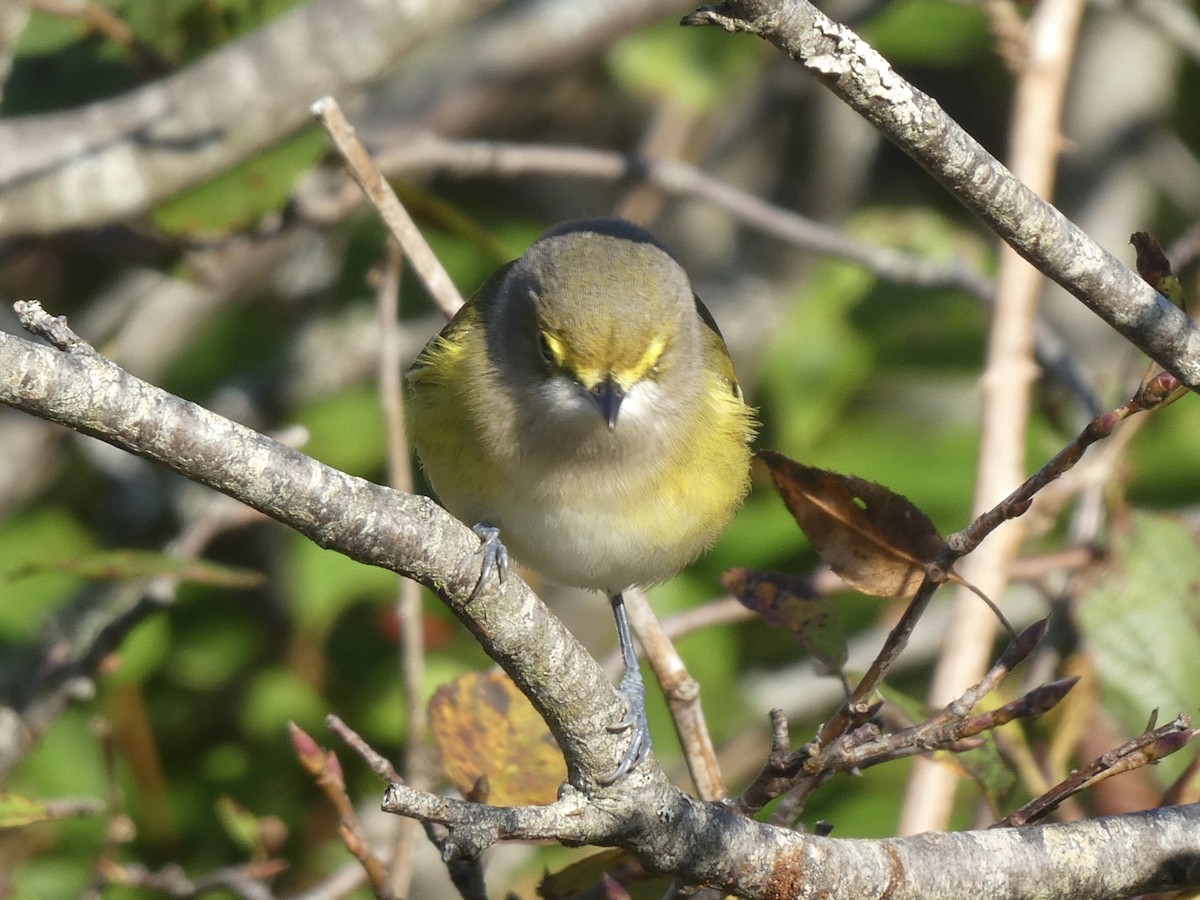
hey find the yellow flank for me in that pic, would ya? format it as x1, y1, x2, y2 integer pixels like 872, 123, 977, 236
406, 218, 755, 596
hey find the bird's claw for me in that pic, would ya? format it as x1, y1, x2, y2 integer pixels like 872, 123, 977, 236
468, 523, 509, 602
598, 664, 652, 785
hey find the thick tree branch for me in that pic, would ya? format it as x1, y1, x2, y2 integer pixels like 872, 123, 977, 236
4, 305, 1200, 898
683, 0, 1200, 390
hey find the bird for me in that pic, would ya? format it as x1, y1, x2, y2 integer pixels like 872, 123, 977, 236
406, 217, 756, 782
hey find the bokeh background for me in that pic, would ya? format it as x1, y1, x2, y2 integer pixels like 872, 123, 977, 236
1, 0, 1199, 896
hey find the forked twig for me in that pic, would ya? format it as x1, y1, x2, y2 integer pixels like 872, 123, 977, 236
995, 715, 1198, 827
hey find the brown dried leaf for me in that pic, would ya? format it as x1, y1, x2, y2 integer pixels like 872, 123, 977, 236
429, 670, 566, 806
1130, 231, 1183, 304
538, 849, 656, 900
723, 567, 847, 672
759, 450, 947, 600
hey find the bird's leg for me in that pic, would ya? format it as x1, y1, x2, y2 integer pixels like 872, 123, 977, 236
468, 522, 509, 602
598, 590, 652, 784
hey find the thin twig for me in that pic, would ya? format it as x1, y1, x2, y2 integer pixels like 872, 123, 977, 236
768, 618, 1057, 824
733, 573, 943, 815
291, 723, 398, 900
378, 241, 414, 497
311, 97, 464, 317
92, 860, 283, 900
327, 715, 403, 783
615, 98, 704, 224
945, 377, 1177, 563
376, 135, 993, 301
373, 241, 431, 895
995, 714, 1198, 827
820, 677, 1079, 776
300, 133, 1099, 410
685, 0, 1200, 389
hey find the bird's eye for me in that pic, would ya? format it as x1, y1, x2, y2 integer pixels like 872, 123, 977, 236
537, 332, 556, 366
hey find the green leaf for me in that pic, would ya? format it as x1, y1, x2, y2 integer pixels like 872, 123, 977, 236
1075, 512, 1200, 782
0, 508, 96, 639
108, 613, 173, 684
12, 10, 86, 57
723, 567, 847, 672
239, 667, 326, 740
864, 0, 991, 65
0, 792, 53, 828
293, 385, 387, 478
759, 261, 875, 456
607, 22, 762, 112
215, 795, 264, 855
152, 125, 328, 236
285, 530, 396, 636
0, 549, 264, 590
171, 615, 260, 691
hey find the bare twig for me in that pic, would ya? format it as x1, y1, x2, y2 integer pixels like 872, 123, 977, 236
32, 0, 159, 65
297, 133, 1098, 409
375, 135, 994, 301
93, 860, 284, 900
995, 714, 1198, 827
786, 615, 1051, 821
332, 710, 491, 900
327, 715, 403, 784
291, 723, 397, 900
378, 241, 414, 497
946, 372, 1182, 563
312, 98, 464, 317
615, 98, 704, 223
373, 241, 433, 895
0, 0, 502, 236
733, 573, 944, 815
15, 300, 98, 354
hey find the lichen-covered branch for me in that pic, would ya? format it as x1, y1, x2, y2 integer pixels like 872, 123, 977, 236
684, 0, 1200, 389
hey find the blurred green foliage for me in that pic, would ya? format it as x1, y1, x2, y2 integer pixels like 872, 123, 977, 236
1076, 513, 1200, 784
4, 0, 304, 115
153, 127, 330, 237
2, 0, 1199, 896
863, 0, 992, 65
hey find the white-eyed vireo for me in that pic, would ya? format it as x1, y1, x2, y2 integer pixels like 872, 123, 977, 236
406, 218, 756, 781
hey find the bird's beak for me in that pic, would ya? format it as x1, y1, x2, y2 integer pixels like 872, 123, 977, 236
590, 376, 625, 430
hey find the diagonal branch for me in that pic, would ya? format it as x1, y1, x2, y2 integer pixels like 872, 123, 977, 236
683, 0, 1200, 389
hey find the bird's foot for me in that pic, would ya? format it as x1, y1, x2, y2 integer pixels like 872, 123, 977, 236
598, 664, 652, 785
467, 523, 509, 602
